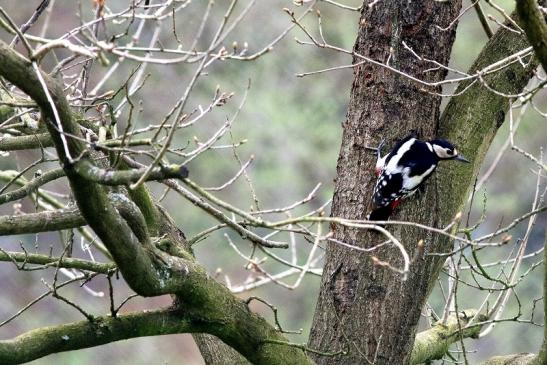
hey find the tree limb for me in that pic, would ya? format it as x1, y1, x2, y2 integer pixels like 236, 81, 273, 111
0, 133, 52, 150
0, 249, 115, 273
0, 197, 149, 239
480, 354, 537, 365
439, 10, 537, 222
0, 208, 84, 235
0, 168, 64, 204
438, 9, 542, 365
410, 310, 487, 364
73, 159, 188, 186
193, 334, 252, 365
0, 38, 312, 365
0, 133, 152, 151
517, 0, 547, 73
0, 309, 192, 365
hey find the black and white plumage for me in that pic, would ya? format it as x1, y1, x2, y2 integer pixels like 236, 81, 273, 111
368, 135, 469, 221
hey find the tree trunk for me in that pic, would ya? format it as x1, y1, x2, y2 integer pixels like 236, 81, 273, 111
308, 2, 462, 364
308, 1, 536, 364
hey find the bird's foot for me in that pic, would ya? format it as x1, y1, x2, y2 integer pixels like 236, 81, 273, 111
364, 139, 385, 157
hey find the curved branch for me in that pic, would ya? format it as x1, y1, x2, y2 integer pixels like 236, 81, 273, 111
0, 38, 313, 365
109, 192, 151, 245
0, 39, 168, 295
0, 168, 64, 204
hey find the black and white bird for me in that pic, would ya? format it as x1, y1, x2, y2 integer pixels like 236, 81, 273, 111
367, 135, 469, 221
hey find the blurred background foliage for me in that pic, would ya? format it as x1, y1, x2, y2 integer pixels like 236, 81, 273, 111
0, 0, 545, 364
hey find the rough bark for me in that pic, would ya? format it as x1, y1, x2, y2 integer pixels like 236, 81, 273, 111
309, 3, 536, 365
308, 1, 462, 364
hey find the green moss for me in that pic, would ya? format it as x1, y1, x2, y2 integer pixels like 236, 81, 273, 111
411, 310, 486, 364
0, 104, 13, 122
439, 13, 536, 226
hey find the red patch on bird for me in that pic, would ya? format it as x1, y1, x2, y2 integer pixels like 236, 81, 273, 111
390, 200, 401, 210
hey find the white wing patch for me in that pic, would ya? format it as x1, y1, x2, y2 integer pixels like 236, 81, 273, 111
384, 138, 415, 174
402, 164, 436, 190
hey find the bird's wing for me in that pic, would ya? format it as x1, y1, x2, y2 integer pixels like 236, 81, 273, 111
373, 172, 404, 207
383, 135, 416, 166
401, 163, 437, 192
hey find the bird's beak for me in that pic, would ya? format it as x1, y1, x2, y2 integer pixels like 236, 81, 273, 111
454, 154, 470, 163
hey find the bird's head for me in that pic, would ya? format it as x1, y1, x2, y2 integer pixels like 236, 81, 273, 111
429, 139, 469, 163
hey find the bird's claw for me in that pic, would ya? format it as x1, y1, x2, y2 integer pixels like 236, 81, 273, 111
376, 139, 385, 156
364, 139, 386, 157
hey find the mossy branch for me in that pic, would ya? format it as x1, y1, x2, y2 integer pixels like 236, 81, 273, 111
0, 133, 152, 151
411, 310, 487, 364
0, 250, 115, 273
437, 9, 543, 365
0, 309, 192, 365
73, 159, 188, 186
0, 38, 176, 296
439, 10, 537, 221
0, 208, 84, 235
0, 168, 65, 204
0, 197, 149, 238
517, 0, 547, 73
0, 38, 312, 365
0, 133, 52, 150
480, 354, 537, 365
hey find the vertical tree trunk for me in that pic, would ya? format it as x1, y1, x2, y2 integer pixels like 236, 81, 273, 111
308, 1, 462, 364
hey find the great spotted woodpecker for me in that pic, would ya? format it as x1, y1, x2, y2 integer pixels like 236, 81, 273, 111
367, 135, 469, 221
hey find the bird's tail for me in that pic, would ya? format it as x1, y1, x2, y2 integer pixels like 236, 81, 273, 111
367, 205, 394, 221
